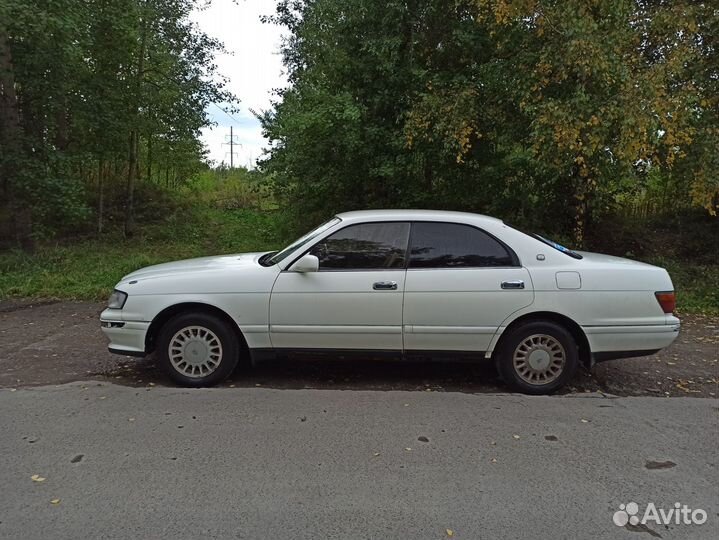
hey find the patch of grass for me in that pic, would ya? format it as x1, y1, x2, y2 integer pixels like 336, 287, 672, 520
646, 257, 719, 316
0, 208, 284, 301
1, 209, 717, 316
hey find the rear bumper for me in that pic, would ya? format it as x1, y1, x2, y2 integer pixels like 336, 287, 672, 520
100, 317, 149, 357
584, 322, 680, 363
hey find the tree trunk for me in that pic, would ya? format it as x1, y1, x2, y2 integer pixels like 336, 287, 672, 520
146, 131, 153, 183
125, 130, 138, 237
97, 158, 104, 234
124, 16, 148, 238
424, 157, 433, 191
573, 177, 592, 249
0, 24, 34, 251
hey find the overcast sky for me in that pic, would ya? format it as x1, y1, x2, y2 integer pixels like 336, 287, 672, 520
192, 0, 288, 168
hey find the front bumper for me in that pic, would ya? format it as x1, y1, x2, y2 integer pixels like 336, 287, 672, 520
101, 310, 149, 357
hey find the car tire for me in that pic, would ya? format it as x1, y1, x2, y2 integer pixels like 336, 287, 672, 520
157, 312, 240, 387
495, 320, 578, 395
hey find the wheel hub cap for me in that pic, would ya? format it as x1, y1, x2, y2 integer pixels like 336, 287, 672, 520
184, 341, 209, 365
512, 334, 566, 385
527, 349, 551, 370
169, 326, 223, 378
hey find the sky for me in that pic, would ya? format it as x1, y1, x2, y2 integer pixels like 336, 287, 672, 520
191, 0, 288, 168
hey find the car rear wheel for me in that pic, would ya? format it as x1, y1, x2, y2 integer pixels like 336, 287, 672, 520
496, 321, 578, 395
157, 312, 239, 387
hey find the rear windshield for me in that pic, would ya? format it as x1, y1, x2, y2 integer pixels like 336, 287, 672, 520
531, 234, 583, 259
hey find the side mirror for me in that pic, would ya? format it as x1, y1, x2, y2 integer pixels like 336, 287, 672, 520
291, 254, 319, 273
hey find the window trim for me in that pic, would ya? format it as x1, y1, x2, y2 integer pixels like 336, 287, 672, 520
406, 221, 521, 270
284, 219, 521, 272
284, 220, 412, 272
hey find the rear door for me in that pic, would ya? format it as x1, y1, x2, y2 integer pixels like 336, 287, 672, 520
402, 222, 533, 353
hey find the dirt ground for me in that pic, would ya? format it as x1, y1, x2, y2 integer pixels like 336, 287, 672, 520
1, 300, 717, 397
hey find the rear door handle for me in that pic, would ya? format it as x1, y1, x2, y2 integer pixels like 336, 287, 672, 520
501, 280, 525, 289
373, 281, 398, 290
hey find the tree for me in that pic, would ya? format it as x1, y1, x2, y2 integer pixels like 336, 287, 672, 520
0, 0, 236, 248
261, 0, 717, 242
473, 0, 715, 244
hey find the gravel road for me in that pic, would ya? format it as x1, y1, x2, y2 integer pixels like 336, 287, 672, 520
1, 300, 716, 396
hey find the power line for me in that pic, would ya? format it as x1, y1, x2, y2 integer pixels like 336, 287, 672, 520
212, 102, 241, 125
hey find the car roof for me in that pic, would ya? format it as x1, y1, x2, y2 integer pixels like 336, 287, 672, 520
335, 209, 504, 225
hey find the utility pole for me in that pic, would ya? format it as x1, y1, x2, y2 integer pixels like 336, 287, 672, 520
222, 126, 240, 169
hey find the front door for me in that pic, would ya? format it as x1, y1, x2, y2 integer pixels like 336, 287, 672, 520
403, 222, 534, 353
269, 221, 410, 350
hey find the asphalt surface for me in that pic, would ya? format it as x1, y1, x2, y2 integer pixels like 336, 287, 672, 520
0, 300, 717, 539
1, 384, 717, 539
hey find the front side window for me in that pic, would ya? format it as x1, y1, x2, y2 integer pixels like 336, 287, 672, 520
310, 222, 410, 270
409, 222, 516, 268
266, 217, 342, 266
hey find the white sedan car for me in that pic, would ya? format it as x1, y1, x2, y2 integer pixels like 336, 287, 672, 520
101, 210, 680, 394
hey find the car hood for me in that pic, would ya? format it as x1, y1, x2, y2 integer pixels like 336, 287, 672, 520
122, 252, 270, 281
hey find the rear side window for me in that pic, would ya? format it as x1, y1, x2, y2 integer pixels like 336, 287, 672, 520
310, 222, 410, 270
409, 222, 516, 268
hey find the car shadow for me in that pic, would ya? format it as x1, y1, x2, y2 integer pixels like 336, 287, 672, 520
99, 354, 603, 395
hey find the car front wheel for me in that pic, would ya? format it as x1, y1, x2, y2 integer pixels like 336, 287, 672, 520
496, 321, 578, 395
157, 312, 239, 386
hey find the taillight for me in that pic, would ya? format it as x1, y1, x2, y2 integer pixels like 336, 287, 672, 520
655, 291, 676, 314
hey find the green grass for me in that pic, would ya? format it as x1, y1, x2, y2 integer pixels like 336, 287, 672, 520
646, 256, 719, 316
0, 208, 284, 301
1, 208, 717, 316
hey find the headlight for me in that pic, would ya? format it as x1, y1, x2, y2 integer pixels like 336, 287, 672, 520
107, 289, 128, 309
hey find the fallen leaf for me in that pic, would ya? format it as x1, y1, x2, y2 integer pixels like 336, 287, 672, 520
31, 474, 46, 482
50, 498, 61, 505
676, 381, 700, 393
512, 434, 520, 439
373, 452, 381, 457
446, 529, 454, 537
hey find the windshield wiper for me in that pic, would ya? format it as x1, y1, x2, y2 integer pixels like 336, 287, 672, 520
258, 251, 278, 267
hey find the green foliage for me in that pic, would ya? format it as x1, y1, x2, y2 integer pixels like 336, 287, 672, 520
646, 258, 719, 316
0, 208, 283, 300
0, 0, 236, 247
185, 167, 278, 211
259, 0, 718, 243
0, 205, 715, 314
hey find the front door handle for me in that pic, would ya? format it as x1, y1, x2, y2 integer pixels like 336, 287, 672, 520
501, 280, 525, 289
373, 281, 398, 290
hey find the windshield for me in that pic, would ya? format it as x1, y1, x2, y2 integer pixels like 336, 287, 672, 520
264, 217, 341, 265
532, 234, 583, 259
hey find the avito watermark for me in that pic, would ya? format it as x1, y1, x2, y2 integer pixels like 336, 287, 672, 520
613, 502, 707, 527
